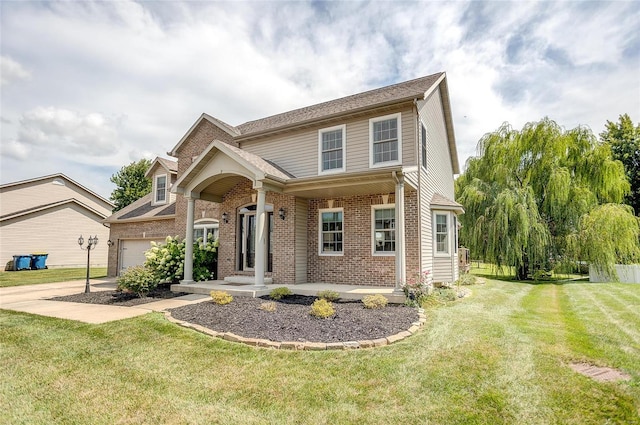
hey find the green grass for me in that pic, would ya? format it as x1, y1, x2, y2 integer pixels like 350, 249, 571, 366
0, 267, 107, 287
1, 279, 639, 424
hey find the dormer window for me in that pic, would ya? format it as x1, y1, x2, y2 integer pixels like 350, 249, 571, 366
154, 175, 167, 204
370, 113, 402, 167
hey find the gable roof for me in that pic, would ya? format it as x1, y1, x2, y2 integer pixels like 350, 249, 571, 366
167, 73, 459, 170
0, 173, 114, 207
103, 192, 175, 223
0, 198, 110, 222
145, 157, 178, 178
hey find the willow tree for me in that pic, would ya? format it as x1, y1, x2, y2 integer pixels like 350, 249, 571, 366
456, 118, 632, 279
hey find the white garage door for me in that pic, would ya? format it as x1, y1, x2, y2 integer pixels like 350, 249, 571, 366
119, 239, 164, 274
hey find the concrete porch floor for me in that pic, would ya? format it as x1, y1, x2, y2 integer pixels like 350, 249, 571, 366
171, 281, 407, 304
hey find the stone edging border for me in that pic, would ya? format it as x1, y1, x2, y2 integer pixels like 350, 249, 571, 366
163, 308, 427, 350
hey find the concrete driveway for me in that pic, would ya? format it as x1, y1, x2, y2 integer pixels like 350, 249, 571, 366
0, 279, 208, 324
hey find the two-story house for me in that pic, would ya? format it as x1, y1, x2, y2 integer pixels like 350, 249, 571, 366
105, 72, 463, 293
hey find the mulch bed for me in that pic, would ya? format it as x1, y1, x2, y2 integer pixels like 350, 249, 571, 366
50, 285, 187, 307
169, 295, 419, 343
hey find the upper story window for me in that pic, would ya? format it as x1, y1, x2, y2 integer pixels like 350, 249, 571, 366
372, 205, 395, 255
421, 123, 427, 171
318, 125, 346, 174
370, 113, 402, 167
154, 175, 167, 204
319, 208, 343, 255
435, 213, 449, 254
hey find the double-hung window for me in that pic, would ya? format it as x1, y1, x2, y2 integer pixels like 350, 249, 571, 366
155, 175, 167, 204
435, 213, 449, 254
370, 113, 402, 167
319, 208, 343, 255
319, 125, 346, 174
372, 205, 395, 255
194, 220, 219, 243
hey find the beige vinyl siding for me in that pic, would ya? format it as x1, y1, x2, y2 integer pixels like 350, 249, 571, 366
294, 198, 308, 283
0, 178, 112, 217
417, 87, 457, 283
239, 107, 416, 178
0, 203, 110, 268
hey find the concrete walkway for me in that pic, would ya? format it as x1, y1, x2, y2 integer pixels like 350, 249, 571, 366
0, 279, 209, 324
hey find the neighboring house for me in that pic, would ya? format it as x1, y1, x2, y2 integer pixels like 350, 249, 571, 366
0, 174, 114, 268
105, 72, 463, 290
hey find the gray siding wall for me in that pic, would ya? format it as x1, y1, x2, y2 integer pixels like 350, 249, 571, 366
417, 87, 457, 283
294, 198, 308, 283
239, 107, 416, 178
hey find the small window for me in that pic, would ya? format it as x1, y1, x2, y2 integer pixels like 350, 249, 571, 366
372, 206, 395, 255
453, 215, 458, 254
435, 213, 449, 254
370, 113, 402, 167
194, 220, 219, 243
155, 175, 167, 204
319, 208, 343, 255
421, 123, 427, 170
319, 125, 346, 174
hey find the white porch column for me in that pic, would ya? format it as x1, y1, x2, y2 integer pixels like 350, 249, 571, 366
394, 176, 406, 294
254, 187, 267, 288
181, 194, 197, 284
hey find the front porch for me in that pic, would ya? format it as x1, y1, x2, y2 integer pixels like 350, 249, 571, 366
170, 281, 407, 304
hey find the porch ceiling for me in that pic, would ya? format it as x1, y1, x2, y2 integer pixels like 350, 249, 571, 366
283, 170, 416, 199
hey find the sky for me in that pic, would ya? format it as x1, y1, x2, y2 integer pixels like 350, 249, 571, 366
1, 0, 639, 200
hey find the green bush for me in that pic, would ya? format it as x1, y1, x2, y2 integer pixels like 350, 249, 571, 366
317, 290, 340, 302
403, 270, 432, 307
144, 234, 218, 283
362, 294, 388, 309
309, 299, 335, 319
116, 265, 158, 297
259, 301, 277, 312
210, 290, 233, 305
270, 287, 293, 300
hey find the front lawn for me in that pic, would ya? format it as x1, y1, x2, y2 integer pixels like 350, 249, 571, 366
0, 267, 107, 287
1, 279, 638, 424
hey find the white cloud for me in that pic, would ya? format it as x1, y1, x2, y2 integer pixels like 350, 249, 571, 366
17, 107, 121, 156
0, 55, 31, 85
1, 140, 30, 160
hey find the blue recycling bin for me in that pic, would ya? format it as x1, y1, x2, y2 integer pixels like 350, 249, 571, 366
31, 254, 48, 270
13, 255, 32, 271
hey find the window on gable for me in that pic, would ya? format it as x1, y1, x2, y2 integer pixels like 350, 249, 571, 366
373, 206, 395, 254
435, 213, 449, 254
421, 123, 427, 170
370, 113, 402, 167
155, 175, 167, 203
319, 209, 343, 255
319, 125, 346, 173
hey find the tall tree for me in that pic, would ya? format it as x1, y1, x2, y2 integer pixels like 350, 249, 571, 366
456, 118, 635, 279
600, 114, 640, 216
110, 159, 152, 211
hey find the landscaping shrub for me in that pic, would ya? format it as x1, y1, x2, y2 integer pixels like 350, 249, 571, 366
145, 234, 218, 283
210, 290, 233, 305
116, 265, 158, 297
362, 294, 388, 309
317, 290, 340, 302
309, 298, 335, 319
403, 270, 432, 307
269, 287, 293, 300
259, 301, 277, 312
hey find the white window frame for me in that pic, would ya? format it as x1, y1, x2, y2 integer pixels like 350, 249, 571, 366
371, 204, 395, 256
421, 122, 428, 171
434, 212, 450, 256
318, 124, 346, 174
453, 215, 458, 254
319, 207, 344, 256
369, 112, 402, 168
194, 219, 219, 243
153, 174, 168, 205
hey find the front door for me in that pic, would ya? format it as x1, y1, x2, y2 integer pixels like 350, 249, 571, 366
238, 205, 273, 272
